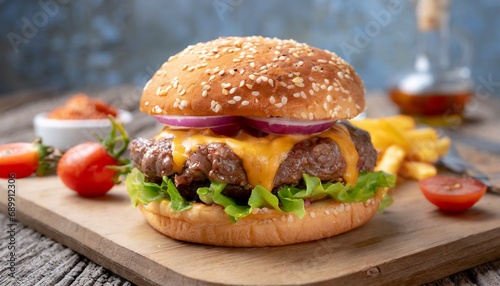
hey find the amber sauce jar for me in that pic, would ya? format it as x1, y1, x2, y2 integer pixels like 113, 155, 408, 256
389, 0, 473, 126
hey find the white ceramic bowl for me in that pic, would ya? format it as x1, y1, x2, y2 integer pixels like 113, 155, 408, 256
33, 109, 133, 151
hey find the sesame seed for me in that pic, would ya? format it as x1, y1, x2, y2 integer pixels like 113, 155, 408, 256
256, 77, 262, 84
183, 64, 189, 70
229, 69, 235, 75
221, 83, 231, 88
144, 101, 149, 106
281, 97, 288, 105
179, 89, 186, 95
269, 96, 276, 104
241, 100, 250, 106
309, 89, 314, 95
327, 95, 333, 102
337, 71, 344, 79
219, 70, 225, 76
300, 91, 307, 99
245, 84, 253, 89
275, 103, 283, 108
222, 89, 228, 95
239, 80, 245, 87
249, 74, 256, 80
203, 85, 211, 90
280, 82, 287, 87
287, 85, 295, 89
293, 92, 300, 98
312, 83, 320, 92
327, 86, 333, 92
268, 79, 274, 87
187, 66, 195, 72
180, 100, 187, 108
252, 91, 260, 96
232, 58, 240, 62
211, 100, 221, 113
228, 100, 236, 104
229, 87, 237, 94
250, 62, 255, 68
318, 59, 327, 63
278, 55, 286, 61
202, 90, 208, 97
209, 75, 216, 81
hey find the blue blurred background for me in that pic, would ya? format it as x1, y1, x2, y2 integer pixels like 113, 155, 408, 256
1, 0, 499, 96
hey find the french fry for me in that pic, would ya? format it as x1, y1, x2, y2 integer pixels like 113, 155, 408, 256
400, 161, 437, 180
351, 119, 411, 151
353, 114, 450, 183
404, 128, 439, 142
436, 137, 451, 156
375, 145, 406, 176
408, 140, 440, 163
382, 115, 416, 131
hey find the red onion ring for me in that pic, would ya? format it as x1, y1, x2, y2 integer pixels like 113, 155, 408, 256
244, 117, 337, 135
154, 115, 239, 128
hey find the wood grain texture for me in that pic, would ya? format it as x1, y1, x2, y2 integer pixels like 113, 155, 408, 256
1, 175, 500, 286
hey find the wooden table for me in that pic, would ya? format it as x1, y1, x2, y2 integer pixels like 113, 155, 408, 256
1, 86, 500, 285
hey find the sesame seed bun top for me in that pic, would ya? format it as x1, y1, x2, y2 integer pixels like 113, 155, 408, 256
140, 36, 365, 120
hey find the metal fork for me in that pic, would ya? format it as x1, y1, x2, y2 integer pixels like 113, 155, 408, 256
439, 142, 500, 194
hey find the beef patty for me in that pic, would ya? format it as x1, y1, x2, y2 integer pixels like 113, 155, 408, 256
130, 121, 377, 202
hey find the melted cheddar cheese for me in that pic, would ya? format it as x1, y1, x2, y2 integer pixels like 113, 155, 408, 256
155, 125, 359, 191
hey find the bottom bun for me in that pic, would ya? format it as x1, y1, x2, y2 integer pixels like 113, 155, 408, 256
139, 191, 384, 247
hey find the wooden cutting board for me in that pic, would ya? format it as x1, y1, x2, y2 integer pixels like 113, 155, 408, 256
1, 176, 500, 286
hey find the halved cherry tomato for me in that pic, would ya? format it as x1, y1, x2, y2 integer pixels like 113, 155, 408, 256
57, 142, 118, 197
419, 175, 487, 212
0, 143, 39, 178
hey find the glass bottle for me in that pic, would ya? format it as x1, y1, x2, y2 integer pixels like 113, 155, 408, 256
389, 0, 474, 126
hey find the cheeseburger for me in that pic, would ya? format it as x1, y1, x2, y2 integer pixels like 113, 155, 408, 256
126, 36, 394, 247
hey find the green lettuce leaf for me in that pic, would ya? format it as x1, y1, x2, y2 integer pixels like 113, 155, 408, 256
125, 168, 395, 222
126, 168, 191, 212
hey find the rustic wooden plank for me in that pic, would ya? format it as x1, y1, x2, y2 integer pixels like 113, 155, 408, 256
1, 175, 500, 286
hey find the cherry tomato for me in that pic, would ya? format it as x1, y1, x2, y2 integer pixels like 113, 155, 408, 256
0, 143, 39, 178
57, 142, 118, 197
419, 175, 487, 212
